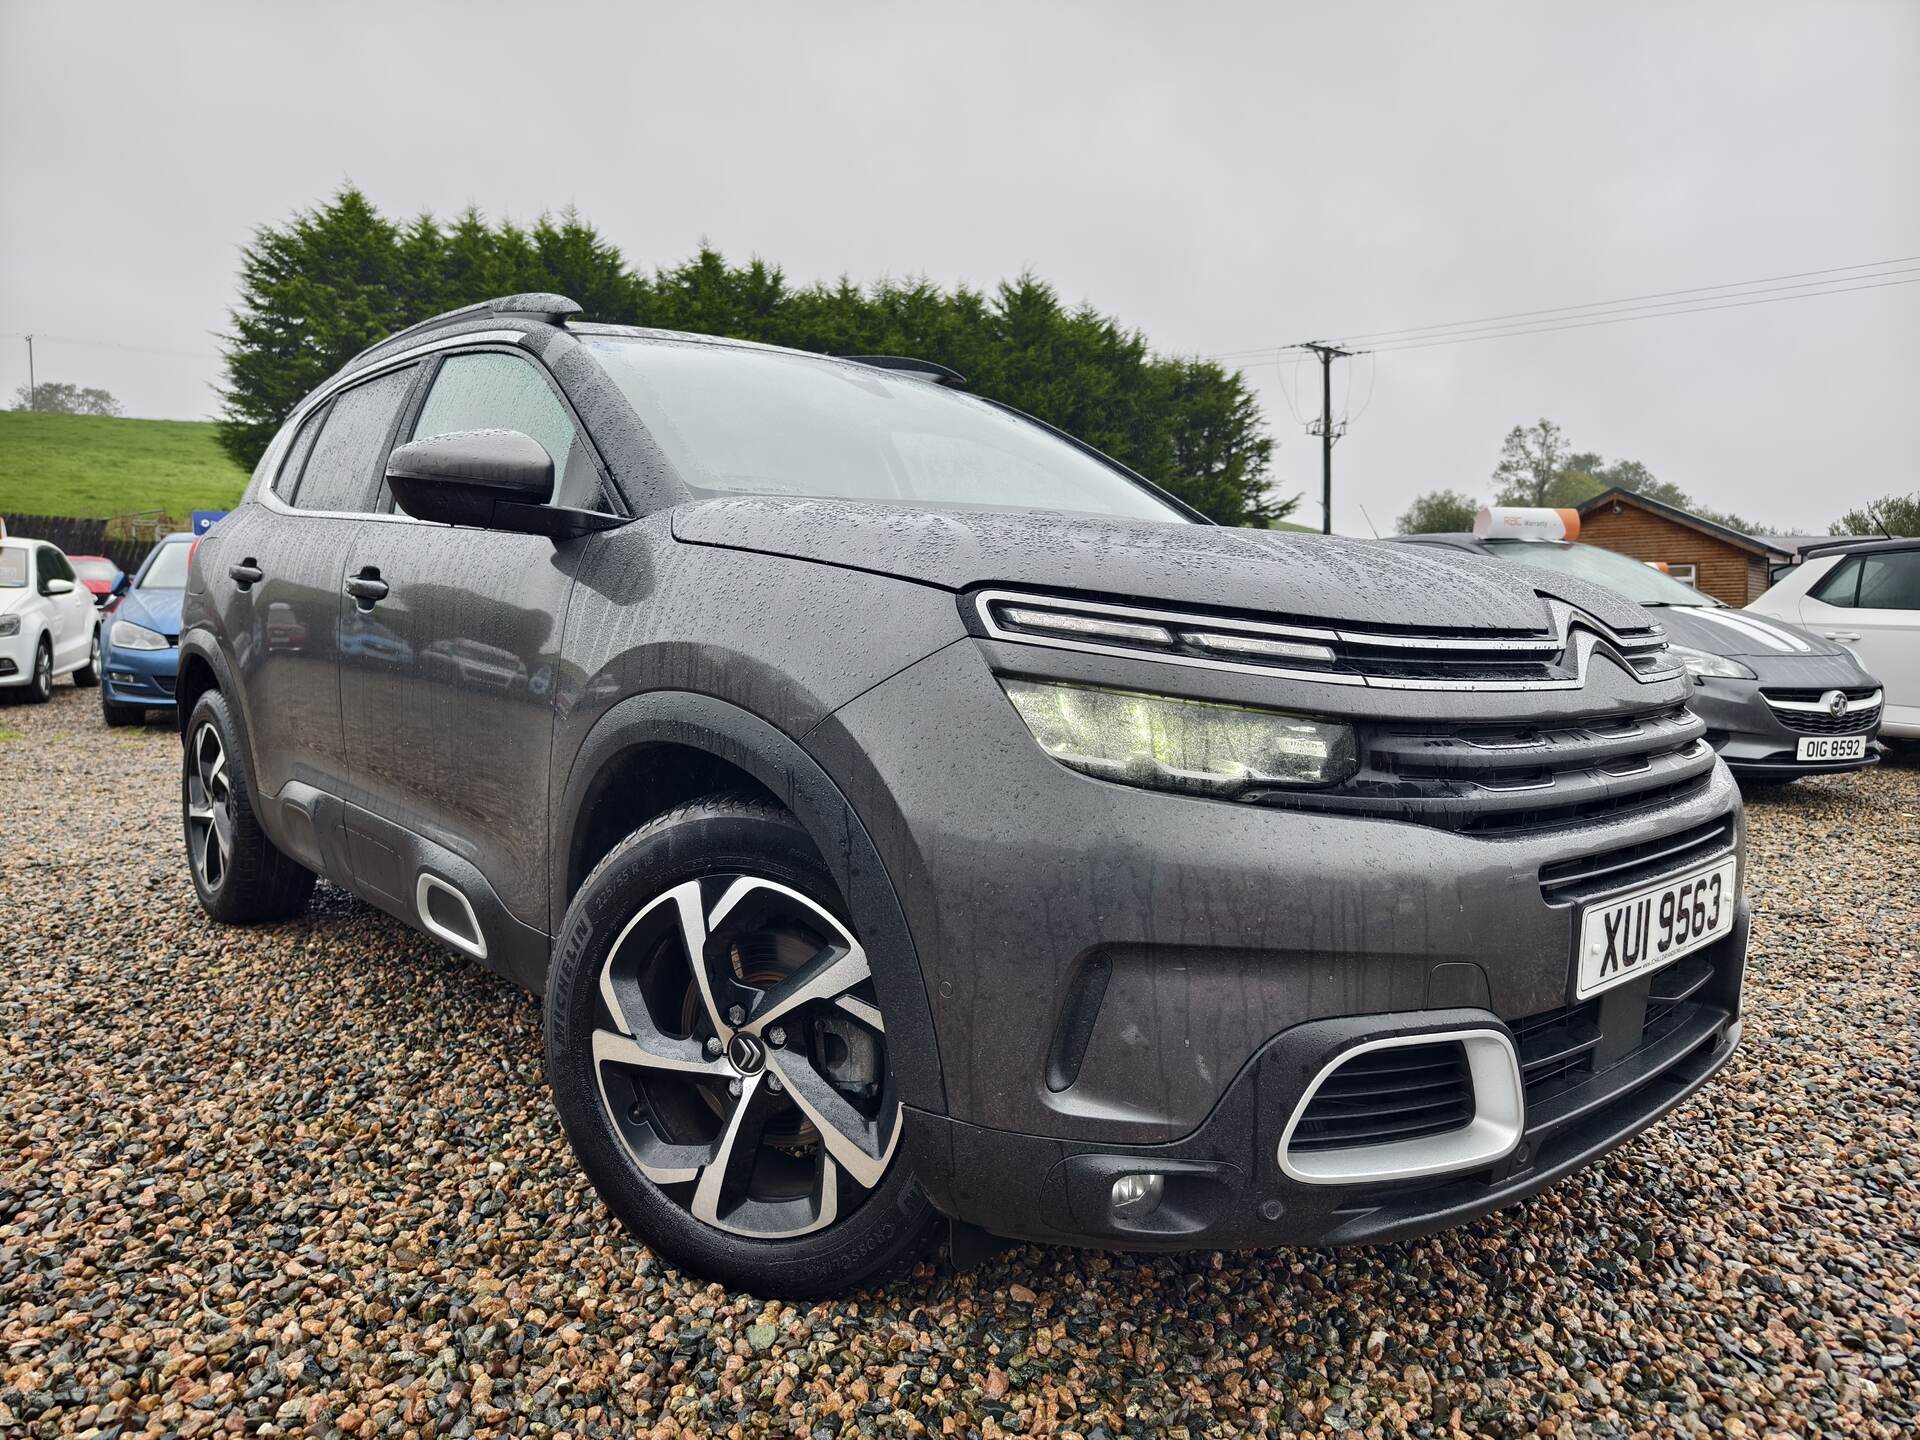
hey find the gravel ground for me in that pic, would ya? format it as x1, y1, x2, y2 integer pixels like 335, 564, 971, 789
2, 682, 1915, 1438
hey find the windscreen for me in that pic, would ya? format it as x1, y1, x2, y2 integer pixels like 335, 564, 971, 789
139, 541, 192, 590
0, 549, 25, 588
1482, 539, 1715, 606
585, 336, 1192, 523
71, 558, 119, 584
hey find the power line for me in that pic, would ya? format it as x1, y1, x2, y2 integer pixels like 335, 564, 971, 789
0, 330, 221, 361
1363, 273, 1920, 354
1209, 252, 1920, 360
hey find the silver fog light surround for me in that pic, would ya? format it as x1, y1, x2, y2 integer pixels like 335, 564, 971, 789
1002, 678, 1358, 795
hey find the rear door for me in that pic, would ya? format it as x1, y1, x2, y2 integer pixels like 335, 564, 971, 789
1797, 546, 1920, 730
227, 363, 421, 799
338, 346, 612, 931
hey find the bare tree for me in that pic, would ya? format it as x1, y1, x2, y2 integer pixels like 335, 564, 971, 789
1491, 418, 1570, 506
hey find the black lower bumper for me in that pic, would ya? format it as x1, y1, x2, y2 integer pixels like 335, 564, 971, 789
907, 905, 1748, 1251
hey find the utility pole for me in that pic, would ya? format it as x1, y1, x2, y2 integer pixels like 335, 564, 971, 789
1302, 342, 1357, 534
24, 334, 35, 412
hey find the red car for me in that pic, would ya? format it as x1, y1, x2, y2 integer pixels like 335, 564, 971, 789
67, 555, 125, 608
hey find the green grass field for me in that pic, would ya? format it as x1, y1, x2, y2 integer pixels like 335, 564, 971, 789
0, 411, 247, 523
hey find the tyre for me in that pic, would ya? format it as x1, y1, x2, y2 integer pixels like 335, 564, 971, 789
73, 627, 101, 687
182, 689, 315, 923
22, 637, 53, 704
546, 794, 936, 1297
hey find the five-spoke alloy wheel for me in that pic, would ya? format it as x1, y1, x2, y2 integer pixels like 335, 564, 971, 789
547, 795, 936, 1296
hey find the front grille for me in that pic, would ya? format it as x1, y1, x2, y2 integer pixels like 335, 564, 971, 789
1291, 1041, 1475, 1152
1248, 703, 1719, 836
1513, 948, 1723, 1112
1760, 688, 1881, 735
1514, 999, 1601, 1106
1539, 815, 1737, 905
974, 590, 1677, 692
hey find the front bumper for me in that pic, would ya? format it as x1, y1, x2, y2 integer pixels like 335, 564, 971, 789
0, 626, 33, 686
908, 909, 1746, 1250
805, 626, 1756, 1253
1688, 676, 1879, 776
102, 638, 180, 708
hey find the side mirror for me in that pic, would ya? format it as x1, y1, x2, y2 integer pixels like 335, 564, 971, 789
46, 577, 75, 596
386, 429, 624, 541
113, 573, 131, 596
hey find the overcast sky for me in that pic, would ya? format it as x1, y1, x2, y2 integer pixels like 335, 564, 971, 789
3, 0, 1915, 534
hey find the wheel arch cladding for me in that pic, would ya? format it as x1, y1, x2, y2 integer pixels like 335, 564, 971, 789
554, 690, 945, 1115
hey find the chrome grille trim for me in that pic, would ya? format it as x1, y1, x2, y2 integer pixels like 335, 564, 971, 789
974, 590, 1680, 691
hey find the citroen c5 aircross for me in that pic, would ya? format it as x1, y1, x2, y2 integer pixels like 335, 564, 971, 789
178, 294, 1748, 1296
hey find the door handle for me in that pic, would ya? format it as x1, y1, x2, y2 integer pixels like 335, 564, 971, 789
228, 559, 263, 590
1822, 631, 1860, 642
344, 569, 389, 611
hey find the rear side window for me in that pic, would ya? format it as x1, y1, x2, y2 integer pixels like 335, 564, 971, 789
1856, 550, 1920, 611
411, 352, 606, 510
292, 366, 417, 513
274, 404, 328, 501
1811, 559, 1859, 607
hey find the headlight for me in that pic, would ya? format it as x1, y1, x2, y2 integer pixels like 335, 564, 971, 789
1002, 679, 1358, 794
1670, 645, 1754, 681
0, 615, 19, 637
109, 619, 168, 651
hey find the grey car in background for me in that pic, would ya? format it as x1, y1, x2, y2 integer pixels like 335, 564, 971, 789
178, 294, 1749, 1295
1400, 534, 1883, 785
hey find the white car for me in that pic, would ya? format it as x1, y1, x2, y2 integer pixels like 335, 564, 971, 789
1747, 537, 1919, 740
0, 537, 103, 703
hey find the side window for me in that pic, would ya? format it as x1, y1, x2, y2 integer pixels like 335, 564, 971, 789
1855, 550, 1920, 611
411, 352, 605, 510
293, 366, 417, 513
273, 403, 329, 502
1810, 558, 1860, 608
36, 547, 66, 592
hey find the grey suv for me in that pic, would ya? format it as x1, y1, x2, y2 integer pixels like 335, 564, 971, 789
180, 294, 1748, 1296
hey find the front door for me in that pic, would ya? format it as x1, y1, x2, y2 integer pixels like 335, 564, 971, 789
338, 347, 613, 931
35, 546, 93, 672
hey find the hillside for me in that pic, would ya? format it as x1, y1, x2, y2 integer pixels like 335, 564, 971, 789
0, 411, 247, 522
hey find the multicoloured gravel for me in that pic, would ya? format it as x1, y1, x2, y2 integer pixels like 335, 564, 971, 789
2, 684, 1915, 1437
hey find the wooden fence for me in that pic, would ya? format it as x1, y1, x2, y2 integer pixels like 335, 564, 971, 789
0, 512, 158, 576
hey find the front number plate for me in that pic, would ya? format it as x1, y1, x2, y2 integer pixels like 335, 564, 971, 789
1796, 734, 1867, 762
1576, 858, 1738, 1000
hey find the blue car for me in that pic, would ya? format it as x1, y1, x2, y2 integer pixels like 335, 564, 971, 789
101, 532, 193, 726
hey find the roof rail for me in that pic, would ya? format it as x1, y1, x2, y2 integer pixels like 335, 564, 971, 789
345, 293, 584, 370
844, 354, 968, 387
1791, 534, 1912, 562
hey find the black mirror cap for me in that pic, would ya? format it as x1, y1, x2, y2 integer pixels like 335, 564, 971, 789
386, 428, 627, 541
389, 428, 554, 504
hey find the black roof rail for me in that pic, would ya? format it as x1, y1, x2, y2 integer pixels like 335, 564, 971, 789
1791, 534, 1914, 562
345, 293, 584, 370
843, 354, 968, 387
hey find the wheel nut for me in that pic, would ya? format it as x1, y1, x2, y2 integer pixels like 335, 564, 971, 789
727, 1078, 742, 1097
768, 1026, 787, 1048
704, 1036, 722, 1058
768, 1074, 784, 1094
727, 1005, 746, 1026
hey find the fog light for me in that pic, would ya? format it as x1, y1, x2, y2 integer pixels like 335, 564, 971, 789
1109, 1172, 1165, 1219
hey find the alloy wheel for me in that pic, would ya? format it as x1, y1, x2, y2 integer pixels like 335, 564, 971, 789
34, 642, 51, 698
185, 723, 234, 891
592, 875, 901, 1239
89, 629, 100, 674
